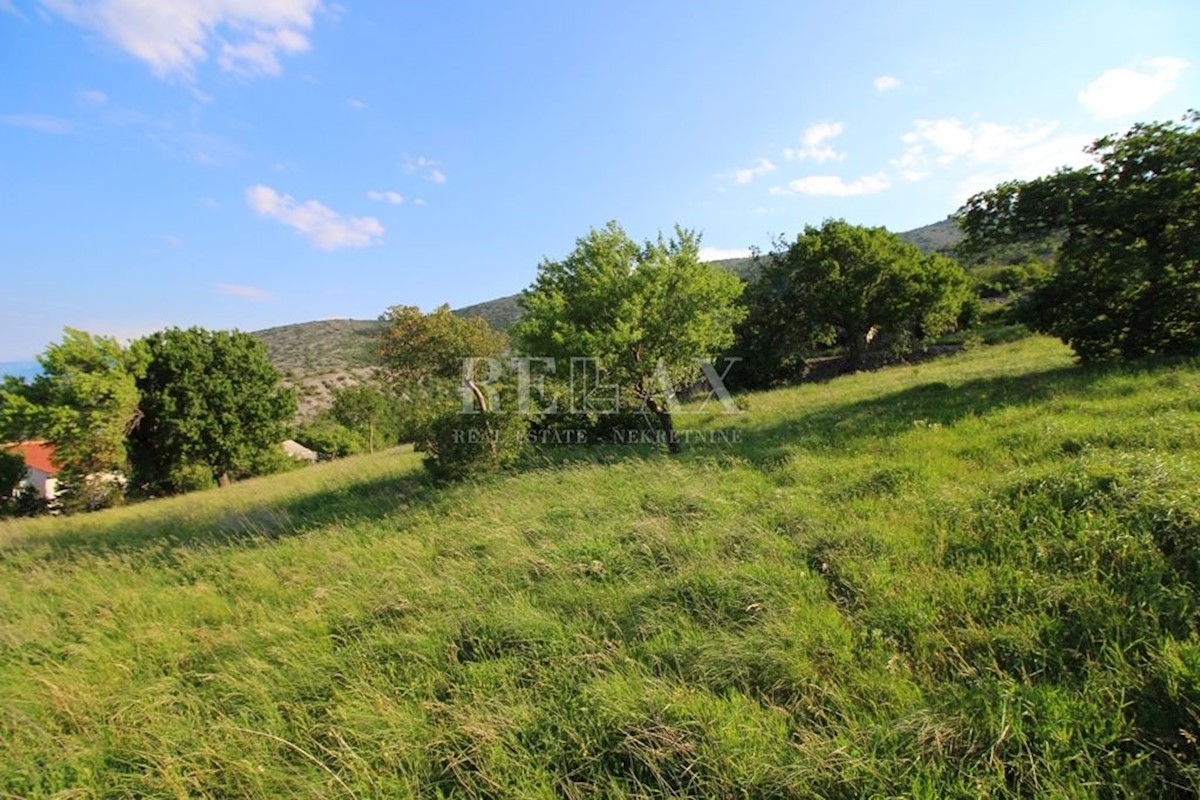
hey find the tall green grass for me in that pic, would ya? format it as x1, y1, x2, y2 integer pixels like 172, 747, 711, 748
2, 336, 1198, 797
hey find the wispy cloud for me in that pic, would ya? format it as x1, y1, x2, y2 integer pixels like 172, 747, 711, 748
78, 88, 108, 107
894, 117, 1092, 191
1078, 57, 1188, 120
784, 122, 845, 163
367, 189, 404, 205
771, 173, 890, 197
699, 246, 752, 262
42, 0, 321, 80
1, 113, 72, 134
246, 184, 384, 250
0, 0, 25, 18
732, 157, 776, 184
404, 154, 446, 184
873, 75, 901, 92
216, 282, 275, 302
346, 97, 367, 110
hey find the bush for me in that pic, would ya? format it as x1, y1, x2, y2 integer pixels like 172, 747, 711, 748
168, 462, 217, 494
417, 411, 531, 481
294, 419, 366, 459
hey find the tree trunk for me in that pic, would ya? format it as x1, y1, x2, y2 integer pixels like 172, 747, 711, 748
217, 472, 231, 488
368, 419, 375, 454
848, 331, 869, 371
467, 379, 498, 459
646, 398, 681, 454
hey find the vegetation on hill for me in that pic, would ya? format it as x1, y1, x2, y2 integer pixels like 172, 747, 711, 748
896, 216, 963, 253
250, 319, 385, 378
2, 337, 1199, 796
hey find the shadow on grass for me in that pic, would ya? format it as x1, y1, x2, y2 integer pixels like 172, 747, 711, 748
2, 468, 439, 564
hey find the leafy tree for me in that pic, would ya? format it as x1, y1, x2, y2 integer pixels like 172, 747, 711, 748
0, 450, 24, 515
957, 110, 1200, 361
0, 328, 145, 511
377, 304, 516, 475
330, 383, 395, 453
378, 304, 508, 412
513, 221, 745, 453
737, 219, 971, 380
128, 327, 296, 494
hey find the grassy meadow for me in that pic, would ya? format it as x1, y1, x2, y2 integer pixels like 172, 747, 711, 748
2, 336, 1199, 797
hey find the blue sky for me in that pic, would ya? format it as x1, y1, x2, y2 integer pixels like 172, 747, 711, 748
1, 0, 1197, 360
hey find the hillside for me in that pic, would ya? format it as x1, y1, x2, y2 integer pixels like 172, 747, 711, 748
897, 216, 964, 252
250, 318, 384, 378
3, 337, 1199, 796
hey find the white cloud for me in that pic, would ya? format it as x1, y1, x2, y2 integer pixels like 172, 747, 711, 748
418, 156, 445, 183
732, 157, 776, 184
774, 173, 890, 197
413, 198, 427, 206
346, 98, 367, 110
896, 118, 1072, 178
161, 234, 184, 247
1, 113, 71, 133
1078, 57, 1189, 120
367, 189, 404, 205
217, 282, 274, 302
78, 88, 108, 107
41, 0, 321, 79
873, 75, 901, 92
699, 247, 752, 262
405, 154, 446, 184
245, 184, 385, 250
0, 0, 24, 17
784, 122, 845, 163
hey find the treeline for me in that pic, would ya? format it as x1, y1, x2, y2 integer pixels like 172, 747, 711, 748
1, 327, 296, 514
4, 110, 1194, 508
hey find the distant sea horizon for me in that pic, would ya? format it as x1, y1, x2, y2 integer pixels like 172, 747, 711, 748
0, 361, 41, 381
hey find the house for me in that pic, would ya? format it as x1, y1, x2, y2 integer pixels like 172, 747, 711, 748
2, 440, 60, 500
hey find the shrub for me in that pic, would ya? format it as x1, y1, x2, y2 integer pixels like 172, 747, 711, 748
417, 411, 531, 481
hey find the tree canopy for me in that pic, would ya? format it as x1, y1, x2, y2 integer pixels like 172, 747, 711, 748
0, 328, 145, 510
128, 327, 296, 493
377, 304, 518, 476
957, 110, 1200, 361
513, 221, 745, 452
737, 219, 971, 382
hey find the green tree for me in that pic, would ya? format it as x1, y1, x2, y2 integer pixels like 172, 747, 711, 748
0, 328, 145, 511
738, 219, 971, 380
513, 221, 745, 453
0, 450, 25, 516
128, 327, 296, 494
377, 304, 514, 474
957, 110, 1200, 361
330, 383, 392, 453
378, 304, 508, 412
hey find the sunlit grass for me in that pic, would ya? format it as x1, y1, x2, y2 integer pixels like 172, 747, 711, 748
2, 336, 1199, 797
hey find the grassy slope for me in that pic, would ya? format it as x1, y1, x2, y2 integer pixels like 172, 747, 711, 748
3, 337, 1200, 797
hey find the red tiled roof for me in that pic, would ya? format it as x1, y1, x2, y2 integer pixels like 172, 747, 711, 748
2, 440, 59, 476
